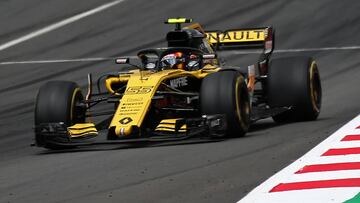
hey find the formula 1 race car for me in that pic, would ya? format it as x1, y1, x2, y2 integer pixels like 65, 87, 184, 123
34, 18, 322, 149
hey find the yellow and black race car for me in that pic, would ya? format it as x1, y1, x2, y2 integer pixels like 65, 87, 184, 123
34, 18, 322, 149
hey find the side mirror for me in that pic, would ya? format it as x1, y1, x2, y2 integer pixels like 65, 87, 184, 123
202, 54, 217, 59
145, 63, 156, 69
115, 58, 129, 64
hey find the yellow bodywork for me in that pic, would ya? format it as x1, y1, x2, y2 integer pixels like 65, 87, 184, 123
166, 18, 192, 24
106, 65, 219, 137
155, 119, 187, 133
68, 123, 98, 138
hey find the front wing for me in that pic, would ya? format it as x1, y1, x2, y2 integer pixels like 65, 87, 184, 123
34, 114, 227, 148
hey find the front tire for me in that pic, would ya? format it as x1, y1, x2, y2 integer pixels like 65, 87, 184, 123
34, 81, 86, 149
200, 71, 250, 137
267, 56, 322, 122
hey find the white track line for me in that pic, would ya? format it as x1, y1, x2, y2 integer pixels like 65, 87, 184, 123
0, 57, 113, 65
274, 46, 360, 53
221, 45, 360, 55
0, 45, 359, 66
0, 56, 138, 65
0, 0, 125, 52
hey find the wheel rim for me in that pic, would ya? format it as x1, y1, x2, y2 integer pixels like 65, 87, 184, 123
309, 62, 322, 113
70, 88, 86, 125
235, 76, 250, 130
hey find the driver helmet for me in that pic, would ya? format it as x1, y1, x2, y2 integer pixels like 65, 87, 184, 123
161, 52, 185, 70
187, 54, 200, 70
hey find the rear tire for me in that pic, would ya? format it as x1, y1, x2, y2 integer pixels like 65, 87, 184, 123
35, 81, 86, 149
200, 71, 250, 137
267, 56, 322, 122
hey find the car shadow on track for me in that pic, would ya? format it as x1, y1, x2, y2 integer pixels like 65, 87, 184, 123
36, 117, 330, 155
36, 138, 225, 155
242, 117, 330, 138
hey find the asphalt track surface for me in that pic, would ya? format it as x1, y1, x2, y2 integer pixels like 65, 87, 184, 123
0, 0, 360, 202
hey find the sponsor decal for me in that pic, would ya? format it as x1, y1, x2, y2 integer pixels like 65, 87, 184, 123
170, 76, 188, 88
126, 97, 143, 102
119, 100, 144, 116
119, 117, 133, 125
206, 30, 265, 43
125, 86, 153, 94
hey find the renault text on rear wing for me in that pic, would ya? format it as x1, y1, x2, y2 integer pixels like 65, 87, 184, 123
205, 27, 274, 54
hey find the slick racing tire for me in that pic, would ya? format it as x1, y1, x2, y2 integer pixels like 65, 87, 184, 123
267, 56, 322, 123
200, 71, 250, 137
35, 81, 86, 149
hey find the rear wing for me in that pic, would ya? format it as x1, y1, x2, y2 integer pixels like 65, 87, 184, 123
205, 27, 274, 54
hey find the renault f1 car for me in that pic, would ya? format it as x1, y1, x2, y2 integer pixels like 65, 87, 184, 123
34, 18, 322, 149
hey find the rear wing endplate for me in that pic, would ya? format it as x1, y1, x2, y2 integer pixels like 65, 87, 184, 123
205, 27, 274, 54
